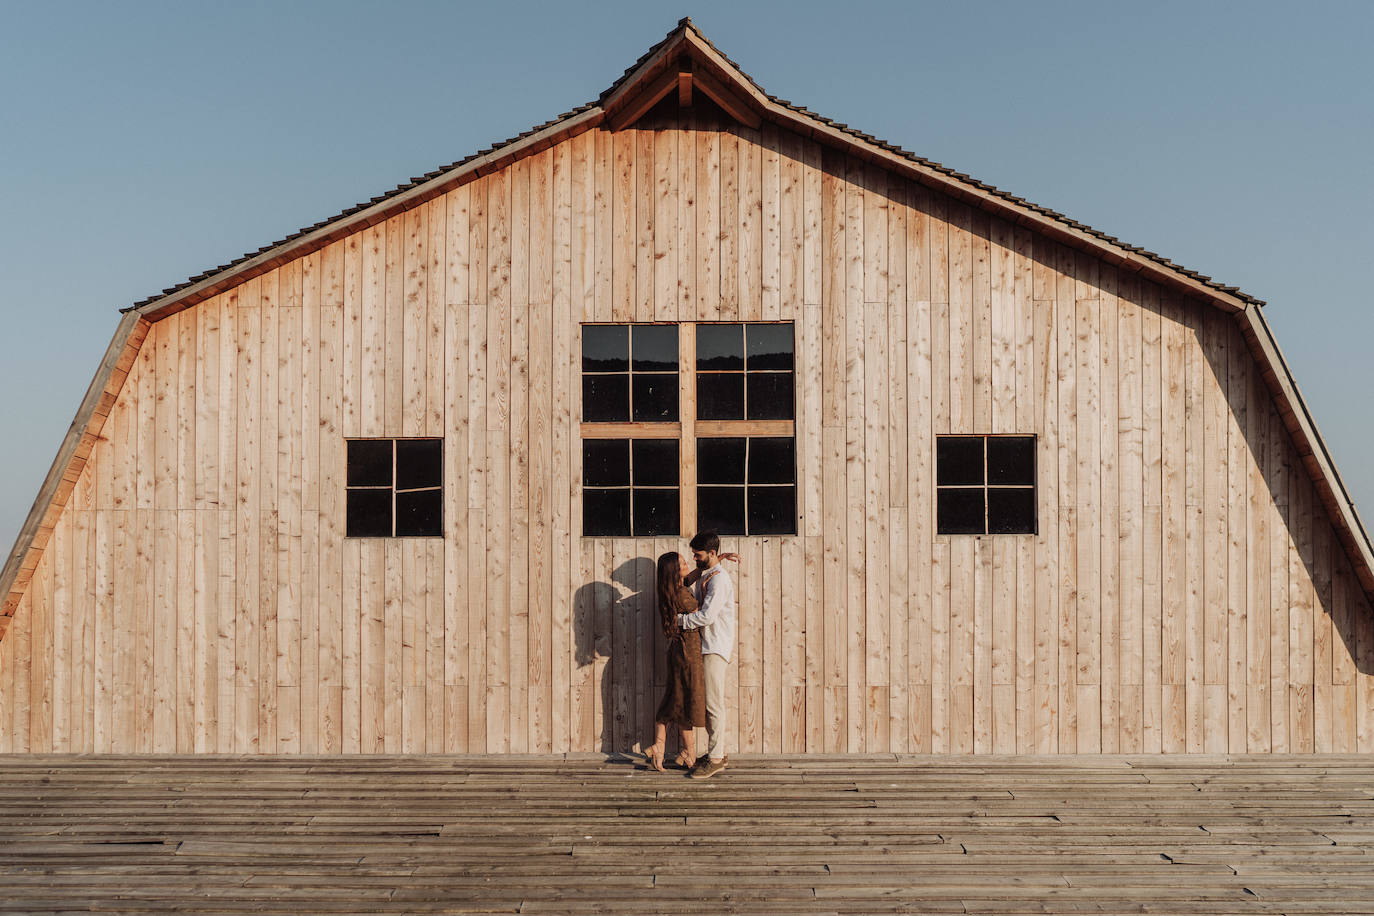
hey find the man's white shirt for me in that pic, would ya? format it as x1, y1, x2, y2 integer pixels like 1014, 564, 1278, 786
678, 564, 737, 663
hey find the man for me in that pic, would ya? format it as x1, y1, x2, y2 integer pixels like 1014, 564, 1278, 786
678, 531, 737, 779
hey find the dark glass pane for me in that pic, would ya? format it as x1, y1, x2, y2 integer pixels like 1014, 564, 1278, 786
631, 324, 678, 372
746, 372, 795, 420
582, 324, 628, 372
632, 374, 678, 422
696, 323, 744, 371
347, 439, 392, 488
988, 488, 1036, 535
584, 488, 631, 537
632, 439, 679, 487
936, 436, 985, 486
346, 488, 393, 538
583, 439, 630, 487
937, 488, 985, 535
395, 489, 443, 537
395, 439, 442, 490
583, 374, 630, 422
748, 486, 796, 535
987, 436, 1036, 486
697, 437, 746, 485
746, 323, 794, 371
633, 488, 680, 537
697, 373, 744, 420
748, 437, 795, 485
697, 486, 746, 536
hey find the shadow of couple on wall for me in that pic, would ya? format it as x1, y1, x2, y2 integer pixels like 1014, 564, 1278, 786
572, 555, 665, 755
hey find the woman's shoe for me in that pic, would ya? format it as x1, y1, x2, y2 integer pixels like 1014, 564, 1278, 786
645, 745, 666, 772
672, 750, 694, 770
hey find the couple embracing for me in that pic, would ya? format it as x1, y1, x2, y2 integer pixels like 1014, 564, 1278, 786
644, 531, 738, 779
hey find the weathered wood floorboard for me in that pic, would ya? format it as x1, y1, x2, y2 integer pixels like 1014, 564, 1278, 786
1, 755, 1372, 914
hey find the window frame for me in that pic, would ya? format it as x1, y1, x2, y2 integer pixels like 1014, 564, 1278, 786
344, 437, 445, 539
933, 433, 1038, 537
579, 321, 797, 538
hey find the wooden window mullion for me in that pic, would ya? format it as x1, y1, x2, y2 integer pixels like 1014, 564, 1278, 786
679, 322, 696, 537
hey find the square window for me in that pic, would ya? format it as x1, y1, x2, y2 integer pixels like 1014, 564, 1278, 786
346, 488, 393, 538
632, 439, 679, 488
632, 373, 678, 422
698, 437, 746, 485
633, 488, 680, 536
583, 439, 630, 488
746, 372, 795, 421
698, 486, 746, 536
582, 324, 629, 372
987, 437, 1035, 486
346, 438, 444, 538
988, 488, 1036, 535
584, 489, 631, 537
745, 324, 794, 371
747, 486, 795, 535
583, 375, 630, 422
697, 373, 745, 420
347, 439, 392, 488
395, 489, 443, 537
747, 437, 795, 485
631, 324, 678, 372
696, 324, 744, 371
937, 488, 985, 535
396, 439, 442, 490
936, 437, 985, 486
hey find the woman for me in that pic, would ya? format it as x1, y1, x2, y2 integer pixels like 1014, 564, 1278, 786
645, 552, 706, 771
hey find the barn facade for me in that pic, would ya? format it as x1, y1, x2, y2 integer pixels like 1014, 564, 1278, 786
2, 21, 1372, 756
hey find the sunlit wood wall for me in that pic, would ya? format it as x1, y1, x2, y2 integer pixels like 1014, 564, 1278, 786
3, 102, 1372, 755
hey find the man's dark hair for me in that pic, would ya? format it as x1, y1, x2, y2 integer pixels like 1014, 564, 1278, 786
689, 530, 721, 553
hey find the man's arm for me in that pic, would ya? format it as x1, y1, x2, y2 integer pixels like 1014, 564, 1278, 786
679, 570, 731, 630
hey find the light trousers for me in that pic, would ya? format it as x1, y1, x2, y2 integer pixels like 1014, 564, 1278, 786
703, 652, 729, 760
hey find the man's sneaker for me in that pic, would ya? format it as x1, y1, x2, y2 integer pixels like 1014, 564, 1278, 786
690, 757, 727, 779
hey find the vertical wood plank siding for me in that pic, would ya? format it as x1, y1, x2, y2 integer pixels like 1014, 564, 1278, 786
2, 108, 1372, 754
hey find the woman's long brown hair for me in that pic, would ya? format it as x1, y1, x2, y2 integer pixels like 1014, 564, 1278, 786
656, 552, 692, 640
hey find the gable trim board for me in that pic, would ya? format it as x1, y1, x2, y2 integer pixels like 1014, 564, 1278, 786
1, 18, 1371, 640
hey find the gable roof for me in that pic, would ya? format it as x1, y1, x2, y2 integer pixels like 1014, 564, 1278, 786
2, 19, 1371, 633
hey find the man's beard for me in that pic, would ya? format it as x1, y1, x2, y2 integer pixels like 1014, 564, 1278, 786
696, 557, 709, 570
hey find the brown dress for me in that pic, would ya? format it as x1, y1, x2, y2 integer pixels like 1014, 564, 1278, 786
655, 584, 707, 727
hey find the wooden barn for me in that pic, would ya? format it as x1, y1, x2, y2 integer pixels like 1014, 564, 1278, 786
2, 20, 1372, 758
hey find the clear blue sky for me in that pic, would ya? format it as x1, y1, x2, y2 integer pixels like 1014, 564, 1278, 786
3, 0, 1372, 549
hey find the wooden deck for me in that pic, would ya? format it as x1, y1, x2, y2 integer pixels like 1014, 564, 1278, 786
1, 755, 1372, 914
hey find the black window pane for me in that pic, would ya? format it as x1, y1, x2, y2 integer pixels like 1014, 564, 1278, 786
584, 489, 631, 537
937, 488, 985, 535
632, 439, 679, 487
582, 324, 628, 372
347, 439, 392, 487
746, 372, 795, 420
347, 488, 393, 538
395, 489, 443, 537
696, 323, 744, 371
748, 486, 796, 535
698, 437, 746, 485
988, 488, 1036, 535
632, 374, 678, 422
583, 374, 630, 422
748, 437, 795, 485
987, 436, 1036, 486
936, 436, 985, 486
698, 486, 746, 536
632, 324, 678, 372
697, 373, 744, 420
583, 439, 630, 487
746, 324, 794, 371
395, 439, 442, 489
633, 488, 680, 536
